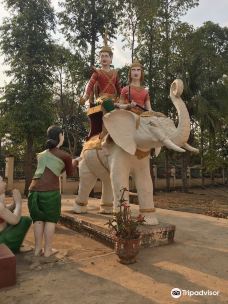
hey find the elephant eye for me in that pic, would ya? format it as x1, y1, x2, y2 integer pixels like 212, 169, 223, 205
147, 121, 157, 127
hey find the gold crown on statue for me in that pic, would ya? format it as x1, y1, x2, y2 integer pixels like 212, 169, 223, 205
100, 30, 113, 56
130, 59, 143, 68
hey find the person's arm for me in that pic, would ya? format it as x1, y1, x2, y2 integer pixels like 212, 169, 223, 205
12, 189, 22, 221
115, 101, 136, 110
119, 94, 126, 104
145, 93, 152, 111
81, 71, 98, 104
0, 189, 21, 225
64, 155, 76, 177
119, 87, 129, 104
72, 158, 79, 168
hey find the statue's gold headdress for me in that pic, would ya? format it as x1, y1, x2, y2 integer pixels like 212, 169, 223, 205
100, 30, 113, 56
130, 59, 143, 68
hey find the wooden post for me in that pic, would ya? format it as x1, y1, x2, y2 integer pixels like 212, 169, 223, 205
5, 156, 14, 191
60, 172, 67, 194
187, 166, 191, 187
170, 166, 176, 189
222, 168, 225, 184
153, 165, 157, 185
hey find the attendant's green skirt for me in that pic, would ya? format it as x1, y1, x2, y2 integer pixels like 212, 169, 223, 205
28, 191, 61, 223
0, 216, 32, 253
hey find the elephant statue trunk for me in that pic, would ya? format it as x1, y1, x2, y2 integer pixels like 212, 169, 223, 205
169, 79, 190, 147
169, 79, 199, 153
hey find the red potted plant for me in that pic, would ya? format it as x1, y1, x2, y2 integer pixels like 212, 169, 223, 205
107, 188, 145, 264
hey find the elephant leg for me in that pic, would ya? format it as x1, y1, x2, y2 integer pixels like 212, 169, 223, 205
74, 159, 97, 213
109, 147, 130, 213
133, 158, 158, 225
99, 178, 113, 214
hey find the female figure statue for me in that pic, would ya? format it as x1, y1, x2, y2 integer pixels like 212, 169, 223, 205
119, 59, 152, 113
28, 126, 77, 257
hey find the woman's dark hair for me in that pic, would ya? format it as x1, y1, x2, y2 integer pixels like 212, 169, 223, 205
46, 125, 63, 149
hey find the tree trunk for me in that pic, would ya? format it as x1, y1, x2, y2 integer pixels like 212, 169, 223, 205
200, 127, 205, 187
90, 0, 96, 67
148, 23, 154, 105
150, 155, 156, 195
210, 133, 215, 185
90, 36, 96, 67
164, 0, 170, 116
181, 153, 189, 192
211, 171, 215, 185
165, 150, 170, 192
131, 29, 135, 63
24, 136, 34, 196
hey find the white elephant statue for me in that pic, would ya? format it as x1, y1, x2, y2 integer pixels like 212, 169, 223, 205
74, 79, 198, 225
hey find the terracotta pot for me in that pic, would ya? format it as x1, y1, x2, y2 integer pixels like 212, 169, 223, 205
114, 237, 141, 264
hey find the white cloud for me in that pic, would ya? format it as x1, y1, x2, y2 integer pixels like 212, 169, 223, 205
181, 0, 228, 27
112, 38, 131, 68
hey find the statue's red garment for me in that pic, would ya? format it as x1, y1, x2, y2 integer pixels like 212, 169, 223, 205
121, 85, 149, 107
85, 68, 121, 97
85, 68, 121, 140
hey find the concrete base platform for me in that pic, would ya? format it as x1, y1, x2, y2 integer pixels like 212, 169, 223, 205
60, 198, 176, 248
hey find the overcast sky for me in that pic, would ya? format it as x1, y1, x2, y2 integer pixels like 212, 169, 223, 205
0, 0, 228, 86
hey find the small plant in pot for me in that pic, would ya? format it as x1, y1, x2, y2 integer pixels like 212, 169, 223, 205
106, 188, 145, 264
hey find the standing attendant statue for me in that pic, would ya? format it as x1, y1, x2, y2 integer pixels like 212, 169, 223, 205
28, 126, 78, 257
0, 177, 32, 253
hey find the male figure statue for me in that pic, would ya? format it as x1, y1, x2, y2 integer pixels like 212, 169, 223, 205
80, 32, 121, 139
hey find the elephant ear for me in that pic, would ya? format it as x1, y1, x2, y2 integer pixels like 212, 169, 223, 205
103, 110, 137, 155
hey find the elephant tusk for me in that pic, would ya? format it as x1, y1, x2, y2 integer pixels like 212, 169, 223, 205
155, 147, 161, 156
183, 143, 199, 153
163, 139, 185, 153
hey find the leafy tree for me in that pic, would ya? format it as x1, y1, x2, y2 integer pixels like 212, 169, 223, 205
117, 65, 130, 87
52, 45, 88, 156
136, 0, 199, 191
187, 22, 228, 184
0, 0, 56, 194
58, 0, 120, 66
118, 0, 159, 62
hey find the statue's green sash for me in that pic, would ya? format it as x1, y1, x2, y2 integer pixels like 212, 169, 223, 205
34, 150, 65, 178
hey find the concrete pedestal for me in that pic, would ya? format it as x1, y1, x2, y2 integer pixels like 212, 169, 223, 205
60, 199, 175, 248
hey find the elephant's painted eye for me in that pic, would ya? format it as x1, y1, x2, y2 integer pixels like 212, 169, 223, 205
147, 121, 157, 127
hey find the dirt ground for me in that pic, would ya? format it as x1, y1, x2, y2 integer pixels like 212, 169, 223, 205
154, 186, 228, 217
0, 187, 228, 304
